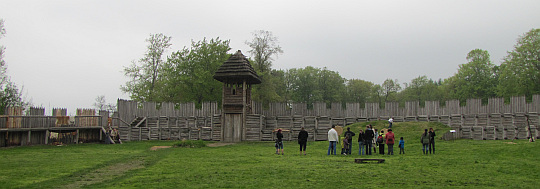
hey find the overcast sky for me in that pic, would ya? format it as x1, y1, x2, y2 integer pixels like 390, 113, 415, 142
0, 0, 539, 115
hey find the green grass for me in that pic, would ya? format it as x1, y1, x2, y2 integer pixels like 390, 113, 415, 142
1, 121, 539, 188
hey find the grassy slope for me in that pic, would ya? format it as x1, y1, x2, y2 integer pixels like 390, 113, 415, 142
1, 121, 539, 188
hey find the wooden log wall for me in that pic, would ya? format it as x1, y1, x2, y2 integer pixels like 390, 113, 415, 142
116, 95, 540, 142
1, 107, 112, 147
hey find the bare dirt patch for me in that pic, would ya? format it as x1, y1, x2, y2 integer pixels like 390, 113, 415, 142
62, 159, 145, 189
150, 146, 172, 151
207, 143, 235, 147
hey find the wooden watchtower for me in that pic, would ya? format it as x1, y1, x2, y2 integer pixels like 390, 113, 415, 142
213, 50, 261, 142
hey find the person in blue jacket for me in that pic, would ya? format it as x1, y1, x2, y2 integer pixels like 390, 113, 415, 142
398, 137, 405, 154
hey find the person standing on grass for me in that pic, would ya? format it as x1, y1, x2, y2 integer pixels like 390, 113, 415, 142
421, 129, 430, 155
341, 135, 349, 155
388, 117, 394, 129
398, 137, 405, 154
378, 130, 385, 155
276, 129, 284, 155
429, 128, 436, 154
364, 125, 374, 155
298, 127, 309, 155
327, 125, 339, 155
373, 127, 378, 154
344, 127, 355, 155
358, 129, 365, 155
386, 129, 395, 155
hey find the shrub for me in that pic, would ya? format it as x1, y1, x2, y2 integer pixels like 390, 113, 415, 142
173, 139, 206, 148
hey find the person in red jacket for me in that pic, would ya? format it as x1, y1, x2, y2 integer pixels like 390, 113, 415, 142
386, 129, 395, 155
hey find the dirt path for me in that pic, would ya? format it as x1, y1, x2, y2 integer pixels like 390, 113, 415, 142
61, 160, 145, 189
150, 146, 172, 151
207, 143, 235, 147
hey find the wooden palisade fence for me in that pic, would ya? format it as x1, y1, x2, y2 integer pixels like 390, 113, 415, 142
1, 107, 110, 147
116, 95, 540, 142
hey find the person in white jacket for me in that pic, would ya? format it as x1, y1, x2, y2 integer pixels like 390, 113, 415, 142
327, 125, 339, 155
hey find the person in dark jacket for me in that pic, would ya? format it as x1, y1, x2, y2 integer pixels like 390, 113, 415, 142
344, 127, 355, 155
421, 129, 430, 155
364, 125, 375, 155
277, 129, 284, 155
298, 127, 309, 155
429, 128, 436, 154
357, 129, 365, 155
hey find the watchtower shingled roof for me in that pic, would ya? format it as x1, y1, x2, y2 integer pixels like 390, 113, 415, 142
213, 50, 261, 84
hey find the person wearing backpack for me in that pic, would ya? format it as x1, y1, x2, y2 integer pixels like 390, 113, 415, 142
421, 129, 430, 155
377, 130, 385, 155
372, 128, 378, 154
428, 128, 436, 154
364, 125, 374, 155
344, 127, 355, 155
386, 129, 395, 155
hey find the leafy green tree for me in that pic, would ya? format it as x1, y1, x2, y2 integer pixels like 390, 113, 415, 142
271, 69, 289, 103
122, 33, 172, 102
288, 66, 323, 107
400, 75, 442, 106
345, 79, 374, 106
381, 79, 401, 102
162, 38, 230, 105
446, 49, 497, 102
318, 67, 346, 105
498, 28, 540, 99
370, 84, 383, 104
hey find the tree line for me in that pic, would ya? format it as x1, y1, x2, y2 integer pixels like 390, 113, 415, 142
122, 29, 540, 109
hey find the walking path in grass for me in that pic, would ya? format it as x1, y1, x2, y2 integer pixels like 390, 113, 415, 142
61, 160, 145, 189
207, 143, 234, 147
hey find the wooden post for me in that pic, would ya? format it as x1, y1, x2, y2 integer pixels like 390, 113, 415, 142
221, 84, 225, 141
259, 114, 263, 141
242, 80, 247, 141
315, 117, 319, 141
75, 129, 79, 144
158, 117, 161, 140
45, 130, 49, 144
27, 130, 31, 145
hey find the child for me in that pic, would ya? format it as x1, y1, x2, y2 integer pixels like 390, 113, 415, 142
275, 139, 279, 154
399, 137, 405, 154
340, 136, 348, 155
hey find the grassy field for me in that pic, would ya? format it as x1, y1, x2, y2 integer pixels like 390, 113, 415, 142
1, 121, 539, 188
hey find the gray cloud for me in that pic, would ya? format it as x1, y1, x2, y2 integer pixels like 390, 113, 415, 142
0, 0, 538, 114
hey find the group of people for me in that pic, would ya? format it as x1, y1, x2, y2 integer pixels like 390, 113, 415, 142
421, 128, 436, 154
275, 127, 309, 155
274, 124, 436, 156
328, 125, 403, 156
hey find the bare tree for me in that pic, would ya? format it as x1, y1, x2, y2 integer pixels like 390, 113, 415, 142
93, 95, 107, 111
245, 30, 283, 73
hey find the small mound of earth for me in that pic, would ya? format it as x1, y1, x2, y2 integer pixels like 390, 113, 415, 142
150, 146, 172, 151
207, 143, 234, 147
